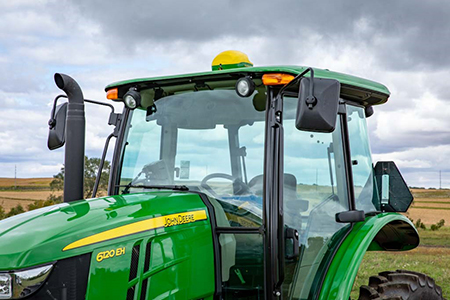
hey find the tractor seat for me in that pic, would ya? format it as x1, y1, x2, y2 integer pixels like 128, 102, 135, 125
248, 174, 308, 231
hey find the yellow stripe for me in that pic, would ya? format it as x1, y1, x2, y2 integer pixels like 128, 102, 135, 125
63, 210, 207, 251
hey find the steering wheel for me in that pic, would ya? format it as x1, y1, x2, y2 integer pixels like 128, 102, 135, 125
201, 173, 250, 198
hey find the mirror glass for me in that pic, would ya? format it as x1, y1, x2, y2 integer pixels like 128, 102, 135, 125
374, 161, 413, 212
48, 102, 67, 150
381, 174, 390, 204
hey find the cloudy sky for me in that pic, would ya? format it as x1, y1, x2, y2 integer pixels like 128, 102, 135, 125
1, 0, 450, 188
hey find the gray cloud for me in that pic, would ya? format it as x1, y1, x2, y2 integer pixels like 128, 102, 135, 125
1, 0, 450, 187
65, 0, 450, 70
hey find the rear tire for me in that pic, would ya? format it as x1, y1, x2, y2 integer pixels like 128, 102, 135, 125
357, 270, 446, 300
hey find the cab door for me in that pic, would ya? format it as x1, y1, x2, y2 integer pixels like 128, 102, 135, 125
280, 96, 352, 300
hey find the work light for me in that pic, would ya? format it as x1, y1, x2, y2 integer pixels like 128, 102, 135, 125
0, 264, 53, 299
0, 274, 11, 298
235, 77, 255, 97
123, 88, 141, 110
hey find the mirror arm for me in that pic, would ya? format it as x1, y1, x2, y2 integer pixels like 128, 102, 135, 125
50, 96, 120, 128
278, 67, 317, 109
279, 67, 314, 96
305, 68, 317, 109
48, 95, 68, 129
92, 132, 115, 198
84, 99, 121, 127
84, 98, 115, 114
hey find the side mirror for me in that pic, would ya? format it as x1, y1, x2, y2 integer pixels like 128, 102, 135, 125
296, 78, 340, 132
48, 102, 67, 150
374, 161, 413, 212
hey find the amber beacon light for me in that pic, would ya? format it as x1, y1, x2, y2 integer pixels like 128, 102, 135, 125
262, 73, 295, 86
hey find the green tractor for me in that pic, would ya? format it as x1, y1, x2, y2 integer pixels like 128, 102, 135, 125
0, 51, 445, 300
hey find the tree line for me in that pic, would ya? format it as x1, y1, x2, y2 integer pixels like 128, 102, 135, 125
0, 156, 110, 220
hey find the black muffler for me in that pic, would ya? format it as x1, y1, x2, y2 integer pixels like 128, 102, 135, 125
54, 73, 85, 203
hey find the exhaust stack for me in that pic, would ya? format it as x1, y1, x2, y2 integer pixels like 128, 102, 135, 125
54, 73, 85, 203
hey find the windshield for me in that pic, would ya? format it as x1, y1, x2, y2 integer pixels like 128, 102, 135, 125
119, 89, 266, 225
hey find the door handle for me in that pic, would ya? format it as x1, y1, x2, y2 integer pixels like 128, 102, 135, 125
285, 227, 299, 259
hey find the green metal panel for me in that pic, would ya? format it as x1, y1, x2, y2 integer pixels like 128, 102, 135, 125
318, 213, 418, 300
105, 66, 390, 100
85, 224, 214, 299
0, 191, 215, 299
87, 240, 132, 300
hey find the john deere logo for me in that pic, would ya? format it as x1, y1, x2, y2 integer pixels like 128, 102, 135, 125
164, 213, 196, 227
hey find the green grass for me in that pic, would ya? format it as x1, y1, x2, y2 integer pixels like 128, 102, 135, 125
418, 227, 450, 247
351, 227, 450, 299
411, 189, 450, 198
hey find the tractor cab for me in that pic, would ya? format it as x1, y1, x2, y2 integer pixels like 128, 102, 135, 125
1, 50, 421, 300
97, 51, 414, 299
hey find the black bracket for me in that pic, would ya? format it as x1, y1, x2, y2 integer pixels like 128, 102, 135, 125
335, 210, 365, 223
48, 94, 68, 129
285, 227, 300, 259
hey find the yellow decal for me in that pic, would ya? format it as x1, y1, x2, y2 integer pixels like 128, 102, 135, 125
63, 210, 207, 251
96, 247, 126, 262
164, 212, 196, 227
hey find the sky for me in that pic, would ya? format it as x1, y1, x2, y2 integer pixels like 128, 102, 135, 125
1, 0, 450, 188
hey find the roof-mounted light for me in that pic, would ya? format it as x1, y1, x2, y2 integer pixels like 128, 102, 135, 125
123, 88, 141, 110
235, 76, 255, 97
106, 88, 118, 100
262, 73, 295, 86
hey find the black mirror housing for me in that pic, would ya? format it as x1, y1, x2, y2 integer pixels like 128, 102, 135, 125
48, 102, 67, 150
296, 78, 340, 133
374, 161, 413, 212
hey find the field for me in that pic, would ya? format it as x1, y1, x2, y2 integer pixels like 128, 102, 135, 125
0, 179, 449, 298
0, 178, 60, 211
0, 177, 53, 188
403, 188, 450, 226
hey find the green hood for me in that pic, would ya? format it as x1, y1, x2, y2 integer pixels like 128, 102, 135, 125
0, 191, 208, 270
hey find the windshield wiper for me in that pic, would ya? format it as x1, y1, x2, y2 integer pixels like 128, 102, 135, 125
118, 184, 189, 194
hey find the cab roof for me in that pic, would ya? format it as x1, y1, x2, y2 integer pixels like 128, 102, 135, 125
106, 65, 390, 106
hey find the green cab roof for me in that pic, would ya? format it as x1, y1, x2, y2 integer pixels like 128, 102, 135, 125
106, 65, 390, 106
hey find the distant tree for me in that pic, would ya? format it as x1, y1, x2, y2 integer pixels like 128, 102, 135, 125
27, 199, 60, 211
49, 168, 64, 193
6, 204, 24, 218
0, 204, 25, 220
84, 157, 111, 198
0, 205, 5, 220
48, 156, 110, 201
431, 219, 446, 231
0, 157, 110, 221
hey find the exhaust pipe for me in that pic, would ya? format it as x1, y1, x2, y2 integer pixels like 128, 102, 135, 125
54, 73, 85, 203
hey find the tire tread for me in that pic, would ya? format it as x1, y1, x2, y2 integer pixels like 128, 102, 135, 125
357, 270, 446, 300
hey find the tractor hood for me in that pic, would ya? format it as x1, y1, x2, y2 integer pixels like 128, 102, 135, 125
0, 191, 209, 270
